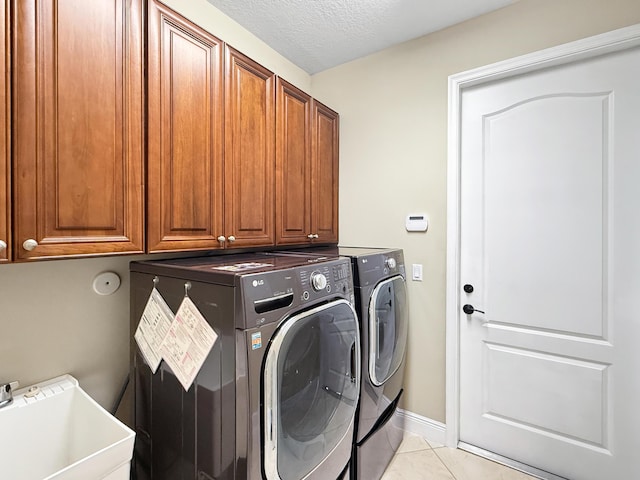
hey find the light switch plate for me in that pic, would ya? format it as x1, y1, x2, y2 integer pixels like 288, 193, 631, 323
412, 264, 423, 281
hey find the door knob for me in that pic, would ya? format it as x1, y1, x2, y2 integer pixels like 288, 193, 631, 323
463, 284, 474, 293
463, 304, 485, 315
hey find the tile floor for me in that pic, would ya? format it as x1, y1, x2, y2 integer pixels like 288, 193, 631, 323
382, 434, 539, 480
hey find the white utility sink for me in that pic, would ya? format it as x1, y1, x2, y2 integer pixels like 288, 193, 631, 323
0, 375, 135, 480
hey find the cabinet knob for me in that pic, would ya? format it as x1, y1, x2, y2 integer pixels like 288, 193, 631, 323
313, 234, 319, 239
228, 235, 236, 243
0, 240, 6, 251
217, 235, 226, 243
307, 234, 315, 239
23, 239, 38, 251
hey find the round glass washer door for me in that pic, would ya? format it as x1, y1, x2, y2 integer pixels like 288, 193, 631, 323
263, 299, 360, 480
368, 275, 408, 386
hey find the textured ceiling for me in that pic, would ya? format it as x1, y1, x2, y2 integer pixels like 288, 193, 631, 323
206, 0, 516, 74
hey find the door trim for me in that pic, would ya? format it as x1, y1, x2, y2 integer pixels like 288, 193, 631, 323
445, 23, 640, 448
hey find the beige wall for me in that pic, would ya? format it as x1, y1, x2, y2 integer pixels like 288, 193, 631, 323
3, 0, 639, 424
0, 256, 140, 408
311, 0, 640, 422
0, 0, 309, 410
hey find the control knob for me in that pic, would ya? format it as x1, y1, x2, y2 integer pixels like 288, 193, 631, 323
386, 257, 397, 269
310, 272, 328, 291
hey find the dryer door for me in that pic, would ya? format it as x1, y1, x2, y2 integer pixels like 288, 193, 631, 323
369, 275, 408, 386
263, 299, 360, 480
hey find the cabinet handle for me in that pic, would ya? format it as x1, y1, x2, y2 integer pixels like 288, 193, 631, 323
228, 235, 236, 243
217, 235, 226, 243
23, 239, 38, 251
0, 240, 6, 251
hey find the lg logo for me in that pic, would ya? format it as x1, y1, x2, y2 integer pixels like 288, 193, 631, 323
252, 279, 265, 287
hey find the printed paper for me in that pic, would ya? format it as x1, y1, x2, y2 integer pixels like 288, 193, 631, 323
160, 296, 218, 391
134, 288, 174, 373
212, 262, 272, 272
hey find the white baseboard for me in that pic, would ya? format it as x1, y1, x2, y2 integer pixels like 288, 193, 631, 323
394, 408, 447, 447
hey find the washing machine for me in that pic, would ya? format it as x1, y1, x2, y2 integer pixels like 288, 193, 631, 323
130, 252, 360, 480
274, 246, 409, 480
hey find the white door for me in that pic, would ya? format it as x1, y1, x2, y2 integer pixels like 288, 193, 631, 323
459, 43, 640, 479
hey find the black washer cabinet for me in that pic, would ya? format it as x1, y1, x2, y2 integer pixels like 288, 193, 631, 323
345, 247, 408, 480
130, 252, 360, 480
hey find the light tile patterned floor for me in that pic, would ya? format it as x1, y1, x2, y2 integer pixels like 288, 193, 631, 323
382, 434, 539, 480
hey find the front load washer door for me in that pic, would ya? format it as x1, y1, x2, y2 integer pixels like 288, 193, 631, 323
263, 299, 360, 480
369, 275, 408, 386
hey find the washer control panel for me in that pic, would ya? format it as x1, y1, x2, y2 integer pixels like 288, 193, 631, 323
242, 257, 355, 327
298, 259, 353, 304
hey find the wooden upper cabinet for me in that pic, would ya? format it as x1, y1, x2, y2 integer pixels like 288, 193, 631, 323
225, 46, 275, 248
275, 82, 340, 246
0, 0, 8, 263
275, 78, 312, 245
311, 100, 339, 244
13, 0, 144, 260
146, 0, 224, 253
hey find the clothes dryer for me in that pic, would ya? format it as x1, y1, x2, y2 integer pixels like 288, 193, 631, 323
130, 252, 360, 480
274, 246, 409, 480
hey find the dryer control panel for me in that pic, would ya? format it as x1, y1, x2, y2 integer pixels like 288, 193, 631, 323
352, 249, 406, 287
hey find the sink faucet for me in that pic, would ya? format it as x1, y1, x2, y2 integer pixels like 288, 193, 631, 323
0, 381, 18, 409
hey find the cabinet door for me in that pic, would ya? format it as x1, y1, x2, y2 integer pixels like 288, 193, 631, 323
13, 0, 144, 260
311, 100, 339, 244
225, 47, 275, 248
0, 0, 8, 263
275, 78, 312, 246
147, 0, 224, 253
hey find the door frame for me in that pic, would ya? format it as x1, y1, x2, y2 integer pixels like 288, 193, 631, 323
445, 23, 640, 449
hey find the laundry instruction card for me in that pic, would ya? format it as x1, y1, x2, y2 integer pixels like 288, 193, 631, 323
134, 288, 174, 373
160, 296, 218, 391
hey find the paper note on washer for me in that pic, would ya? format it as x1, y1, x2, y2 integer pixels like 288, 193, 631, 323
134, 288, 174, 373
160, 296, 218, 391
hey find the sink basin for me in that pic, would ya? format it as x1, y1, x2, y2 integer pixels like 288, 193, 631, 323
0, 375, 135, 480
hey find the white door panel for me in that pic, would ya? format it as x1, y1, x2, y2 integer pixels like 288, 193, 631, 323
482, 343, 607, 446
484, 94, 607, 338
459, 45, 640, 479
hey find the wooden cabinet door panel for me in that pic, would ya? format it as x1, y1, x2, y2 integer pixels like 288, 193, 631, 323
0, 0, 8, 262
225, 47, 275, 248
275, 78, 311, 245
13, 0, 144, 260
147, 0, 224, 252
312, 100, 339, 244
